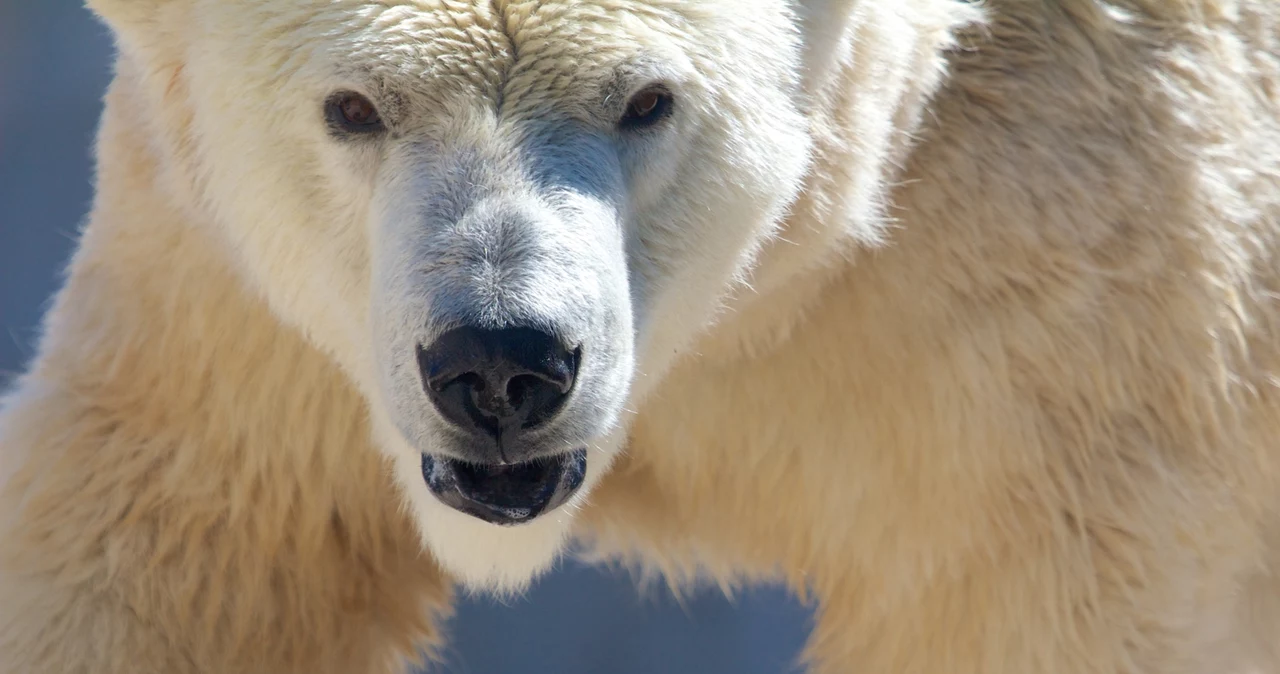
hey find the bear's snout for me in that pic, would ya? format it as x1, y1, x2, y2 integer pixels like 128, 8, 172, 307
413, 326, 594, 524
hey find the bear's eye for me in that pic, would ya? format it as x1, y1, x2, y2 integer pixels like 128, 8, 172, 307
325, 91, 385, 136
618, 87, 674, 131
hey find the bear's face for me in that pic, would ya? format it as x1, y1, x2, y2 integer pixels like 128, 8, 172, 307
92, 0, 812, 588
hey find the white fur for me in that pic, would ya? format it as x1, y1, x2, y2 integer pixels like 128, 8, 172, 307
4, 1, 1280, 673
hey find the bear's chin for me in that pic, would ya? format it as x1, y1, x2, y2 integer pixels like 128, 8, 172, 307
415, 485, 577, 595
376, 416, 617, 594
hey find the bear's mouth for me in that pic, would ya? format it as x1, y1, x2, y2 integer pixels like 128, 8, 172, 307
420, 449, 587, 526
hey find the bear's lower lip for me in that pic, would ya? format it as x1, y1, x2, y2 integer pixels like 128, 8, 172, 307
420, 449, 587, 526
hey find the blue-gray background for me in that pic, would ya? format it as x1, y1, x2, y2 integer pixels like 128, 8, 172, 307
0, 2, 813, 672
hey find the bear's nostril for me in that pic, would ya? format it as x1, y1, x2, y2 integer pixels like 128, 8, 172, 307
506, 372, 571, 429
461, 373, 487, 394
507, 374, 535, 409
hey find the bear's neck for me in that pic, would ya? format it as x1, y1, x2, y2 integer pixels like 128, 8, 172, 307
1, 65, 447, 669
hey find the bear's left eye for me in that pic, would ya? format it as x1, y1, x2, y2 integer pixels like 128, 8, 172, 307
325, 91, 385, 136
619, 87, 675, 131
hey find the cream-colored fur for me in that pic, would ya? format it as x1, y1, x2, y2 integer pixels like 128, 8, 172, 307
3, 1, 1280, 673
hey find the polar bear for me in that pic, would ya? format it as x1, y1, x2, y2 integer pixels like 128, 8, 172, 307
3, 0, 1280, 672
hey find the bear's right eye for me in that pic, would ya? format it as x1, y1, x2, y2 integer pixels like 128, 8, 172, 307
324, 91, 385, 136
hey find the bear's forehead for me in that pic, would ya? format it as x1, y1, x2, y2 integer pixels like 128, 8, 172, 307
246, 0, 698, 107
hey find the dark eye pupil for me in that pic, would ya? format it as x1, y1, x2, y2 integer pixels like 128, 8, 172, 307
341, 96, 377, 125
620, 88, 673, 130
326, 91, 385, 136
629, 93, 659, 118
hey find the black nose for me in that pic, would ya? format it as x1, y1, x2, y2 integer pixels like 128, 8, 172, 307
417, 326, 578, 442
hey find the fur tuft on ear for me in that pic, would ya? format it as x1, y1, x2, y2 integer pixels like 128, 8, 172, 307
793, 0, 860, 91
792, 0, 985, 97
84, 0, 185, 50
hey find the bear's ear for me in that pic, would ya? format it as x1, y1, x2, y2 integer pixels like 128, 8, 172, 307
792, 0, 859, 90
85, 0, 182, 43
791, 0, 984, 94
794, 0, 857, 48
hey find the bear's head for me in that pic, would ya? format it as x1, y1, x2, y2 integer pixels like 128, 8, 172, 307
88, 0, 813, 589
